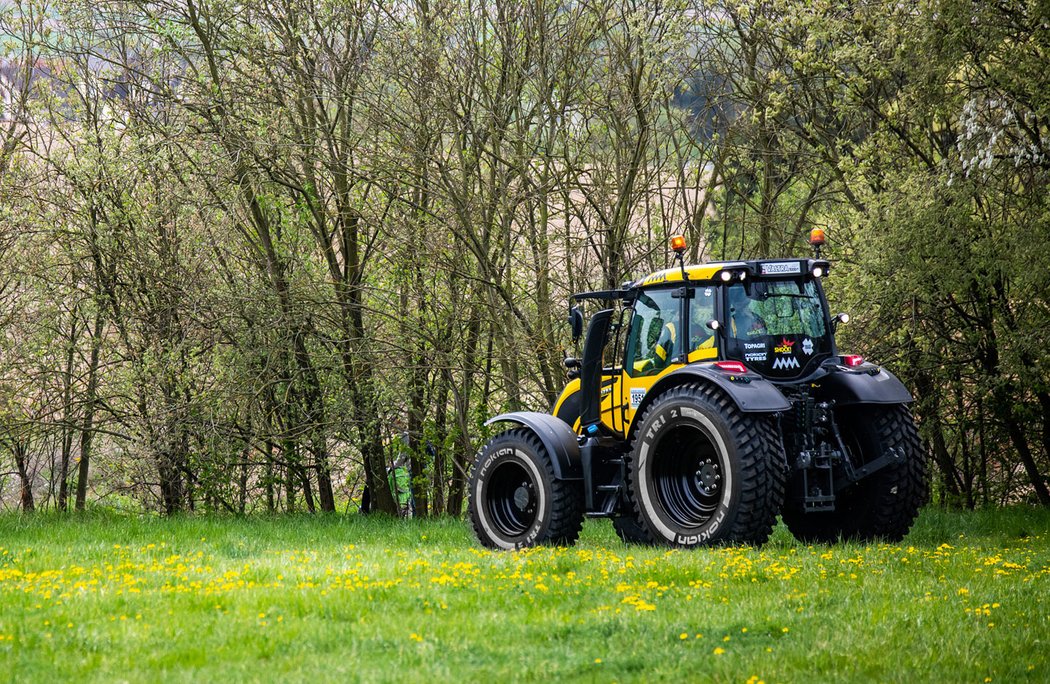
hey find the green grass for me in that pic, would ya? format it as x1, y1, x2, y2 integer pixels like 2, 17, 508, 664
0, 507, 1047, 683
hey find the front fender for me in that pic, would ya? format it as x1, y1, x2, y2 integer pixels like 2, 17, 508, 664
484, 411, 582, 480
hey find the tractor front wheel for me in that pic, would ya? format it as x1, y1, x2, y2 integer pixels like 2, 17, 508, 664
468, 428, 584, 549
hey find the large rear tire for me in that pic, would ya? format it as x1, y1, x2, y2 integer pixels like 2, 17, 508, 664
613, 508, 655, 545
625, 384, 785, 547
468, 428, 584, 550
782, 404, 928, 543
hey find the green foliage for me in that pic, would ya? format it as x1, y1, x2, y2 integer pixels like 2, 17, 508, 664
0, 0, 1046, 513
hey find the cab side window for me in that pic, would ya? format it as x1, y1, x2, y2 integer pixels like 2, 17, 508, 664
626, 289, 679, 377
688, 287, 717, 353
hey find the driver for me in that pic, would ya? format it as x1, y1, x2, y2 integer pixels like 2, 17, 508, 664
688, 290, 716, 355
634, 290, 717, 374
728, 285, 767, 337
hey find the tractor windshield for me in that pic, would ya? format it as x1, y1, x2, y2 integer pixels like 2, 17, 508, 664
724, 280, 831, 379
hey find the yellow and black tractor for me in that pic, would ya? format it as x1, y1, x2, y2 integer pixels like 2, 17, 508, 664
468, 232, 928, 549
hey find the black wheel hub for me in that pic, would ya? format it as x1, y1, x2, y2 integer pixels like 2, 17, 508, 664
486, 461, 538, 538
694, 459, 721, 496
651, 424, 723, 528
513, 484, 533, 512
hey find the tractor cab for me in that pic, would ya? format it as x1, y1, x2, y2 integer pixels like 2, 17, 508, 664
559, 250, 835, 440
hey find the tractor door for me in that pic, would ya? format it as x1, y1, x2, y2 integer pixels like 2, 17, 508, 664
597, 309, 630, 436
617, 288, 684, 431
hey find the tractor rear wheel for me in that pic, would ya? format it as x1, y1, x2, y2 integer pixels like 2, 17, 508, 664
613, 507, 655, 545
468, 428, 584, 549
782, 404, 928, 543
625, 384, 785, 547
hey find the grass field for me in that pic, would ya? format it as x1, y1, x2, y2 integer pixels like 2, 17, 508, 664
0, 507, 1047, 683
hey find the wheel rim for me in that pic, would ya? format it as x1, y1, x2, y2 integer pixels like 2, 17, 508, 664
650, 423, 723, 528
486, 460, 538, 538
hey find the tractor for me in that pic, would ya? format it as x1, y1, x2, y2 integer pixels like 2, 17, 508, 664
467, 231, 928, 549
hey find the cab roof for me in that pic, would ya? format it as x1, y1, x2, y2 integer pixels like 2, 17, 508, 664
633, 258, 831, 288
571, 258, 831, 303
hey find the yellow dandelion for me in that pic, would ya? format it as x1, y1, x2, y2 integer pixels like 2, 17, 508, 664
594, 658, 602, 664
713, 647, 725, 655
679, 633, 689, 640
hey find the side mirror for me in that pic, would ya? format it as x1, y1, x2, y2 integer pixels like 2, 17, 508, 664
569, 306, 584, 344
832, 312, 850, 333
706, 319, 725, 338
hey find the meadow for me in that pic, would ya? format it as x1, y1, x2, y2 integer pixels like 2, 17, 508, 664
0, 507, 1047, 683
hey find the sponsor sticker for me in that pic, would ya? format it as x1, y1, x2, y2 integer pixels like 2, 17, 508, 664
760, 261, 803, 275
774, 337, 795, 354
744, 342, 765, 350
802, 338, 814, 355
745, 352, 767, 362
630, 387, 646, 409
773, 356, 800, 370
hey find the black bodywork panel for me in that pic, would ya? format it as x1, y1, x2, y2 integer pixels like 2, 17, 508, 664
811, 364, 913, 405
484, 411, 583, 480
633, 364, 791, 423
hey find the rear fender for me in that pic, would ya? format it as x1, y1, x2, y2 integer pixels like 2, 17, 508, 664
632, 365, 790, 427
813, 366, 913, 405
484, 411, 582, 480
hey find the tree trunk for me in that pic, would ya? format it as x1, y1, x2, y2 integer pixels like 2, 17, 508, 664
994, 387, 1050, 506
57, 314, 79, 511
75, 311, 104, 512
13, 441, 35, 512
